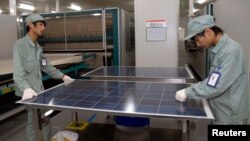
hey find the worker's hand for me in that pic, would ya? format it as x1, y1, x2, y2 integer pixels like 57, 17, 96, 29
22, 88, 38, 100
175, 89, 187, 102
63, 75, 74, 83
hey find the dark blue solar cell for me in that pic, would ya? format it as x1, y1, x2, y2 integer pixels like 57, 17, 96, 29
65, 94, 85, 100
108, 92, 126, 97
143, 94, 162, 99
158, 106, 183, 115
74, 99, 97, 108
84, 95, 103, 101
113, 104, 126, 111
93, 97, 120, 110
55, 99, 77, 106
136, 105, 158, 113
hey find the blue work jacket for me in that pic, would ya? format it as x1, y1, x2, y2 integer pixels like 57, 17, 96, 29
13, 35, 64, 97
186, 34, 249, 122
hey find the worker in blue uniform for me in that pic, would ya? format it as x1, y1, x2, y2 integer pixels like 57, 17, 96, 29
175, 15, 249, 124
13, 14, 74, 141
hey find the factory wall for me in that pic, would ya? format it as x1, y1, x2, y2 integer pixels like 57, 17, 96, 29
134, 0, 180, 67
0, 14, 17, 59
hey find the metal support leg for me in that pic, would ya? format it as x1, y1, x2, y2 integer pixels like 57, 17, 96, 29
182, 120, 189, 141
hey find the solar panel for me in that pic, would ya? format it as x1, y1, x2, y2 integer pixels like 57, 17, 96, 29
83, 66, 197, 83
84, 66, 193, 79
18, 80, 213, 119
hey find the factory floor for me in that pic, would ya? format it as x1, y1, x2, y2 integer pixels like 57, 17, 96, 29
0, 110, 185, 141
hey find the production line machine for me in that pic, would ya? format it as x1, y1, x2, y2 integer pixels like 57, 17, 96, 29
19, 7, 135, 67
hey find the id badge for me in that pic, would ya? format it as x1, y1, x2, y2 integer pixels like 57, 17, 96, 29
41, 57, 47, 66
207, 72, 221, 88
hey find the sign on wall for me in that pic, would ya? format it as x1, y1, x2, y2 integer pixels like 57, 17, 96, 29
145, 19, 167, 42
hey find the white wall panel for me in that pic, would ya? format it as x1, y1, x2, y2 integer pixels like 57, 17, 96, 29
0, 14, 17, 59
134, 0, 180, 67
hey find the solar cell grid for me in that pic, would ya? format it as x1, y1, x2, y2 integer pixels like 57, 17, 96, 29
21, 80, 208, 118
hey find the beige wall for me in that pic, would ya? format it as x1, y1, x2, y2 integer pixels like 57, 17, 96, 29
134, 0, 180, 67
0, 14, 17, 59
